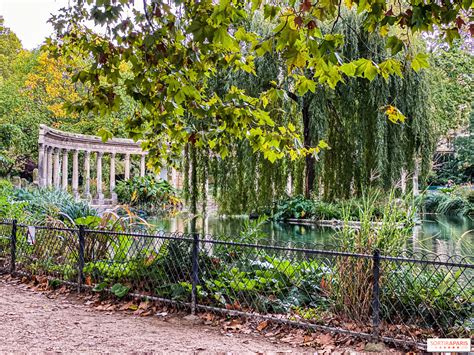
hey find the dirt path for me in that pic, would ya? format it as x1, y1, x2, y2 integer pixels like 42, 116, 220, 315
0, 276, 304, 353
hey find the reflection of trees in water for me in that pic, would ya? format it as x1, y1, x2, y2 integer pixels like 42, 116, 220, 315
148, 214, 472, 256
417, 215, 473, 257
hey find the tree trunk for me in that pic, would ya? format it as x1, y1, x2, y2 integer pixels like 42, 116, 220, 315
190, 143, 198, 215
303, 97, 315, 198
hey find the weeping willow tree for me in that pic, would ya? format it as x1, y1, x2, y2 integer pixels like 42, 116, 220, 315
182, 11, 435, 214
311, 14, 435, 201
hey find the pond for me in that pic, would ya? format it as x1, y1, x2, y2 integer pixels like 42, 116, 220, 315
149, 214, 473, 257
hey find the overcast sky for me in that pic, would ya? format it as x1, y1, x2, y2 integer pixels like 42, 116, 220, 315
1, 0, 70, 50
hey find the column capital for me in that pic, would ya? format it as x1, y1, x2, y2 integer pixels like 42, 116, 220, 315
97, 151, 104, 158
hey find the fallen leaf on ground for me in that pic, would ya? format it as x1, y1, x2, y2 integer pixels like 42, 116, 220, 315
256, 320, 268, 332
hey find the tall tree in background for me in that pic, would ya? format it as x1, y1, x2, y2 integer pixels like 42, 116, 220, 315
428, 45, 473, 135
47, 0, 471, 171
0, 16, 22, 81
191, 12, 435, 214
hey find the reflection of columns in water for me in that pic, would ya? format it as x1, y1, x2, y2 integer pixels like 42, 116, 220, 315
203, 216, 209, 236
436, 239, 449, 263
413, 157, 420, 197
176, 217, 185, 233
62, 149, 69, 190
47, 147, 53, 187
96, 152, 104, 203
400, 168, 407, 194
84, 151, 91, 200
53, 148, 61, 188
110, 153, 117, 203
202, 216, 213, 256
412, 224, 422, 255
72, 150, 79, 199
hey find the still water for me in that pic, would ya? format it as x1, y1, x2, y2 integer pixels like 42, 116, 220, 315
149, 214, 473, 257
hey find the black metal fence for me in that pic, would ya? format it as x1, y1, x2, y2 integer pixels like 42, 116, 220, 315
0, 219, 472, 350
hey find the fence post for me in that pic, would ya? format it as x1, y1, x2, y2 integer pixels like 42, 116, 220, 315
77, 225, 85, 293
10, 219, 17, 275
191, 232, 200, 315
372, 249, 381, 341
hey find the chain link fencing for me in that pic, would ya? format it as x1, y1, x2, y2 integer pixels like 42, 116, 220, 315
0, 219, 472, 350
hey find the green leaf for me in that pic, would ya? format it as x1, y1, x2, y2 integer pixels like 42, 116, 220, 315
296, 76, 316, 96
97, 128, 113, 142
92, 282, 107, 292
386, 36, 404, 55
339, 62, 357, 77
411, 53, 429, 72
213, 27, 237, 50
251, 0, 263, 10
111, 283, 130, 298
355, 59, 378, 81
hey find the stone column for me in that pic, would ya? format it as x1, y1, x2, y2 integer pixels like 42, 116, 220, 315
38, 143, 46, 187
72, 150, 79, 199
47, 147, 53, 187
110, 153, 117, 203
84, 151, 91, 200
53, 148, 61, 188
62, 149, 69, 190
140, 154, 146, 177
96, 152, 104, 203
124, 153, 130, 180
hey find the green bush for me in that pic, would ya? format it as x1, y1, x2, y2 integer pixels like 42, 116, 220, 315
12, 187, 97, 222
381, 266, 473, 335
115, 175, 181, 212
420, 187, 473, 216
264, 190, 406, 222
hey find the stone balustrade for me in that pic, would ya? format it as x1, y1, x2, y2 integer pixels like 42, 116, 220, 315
38, 124, 157, 205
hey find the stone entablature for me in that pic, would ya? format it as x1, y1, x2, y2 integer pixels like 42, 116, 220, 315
38, 124, 145, 154
38, 124, 149, 205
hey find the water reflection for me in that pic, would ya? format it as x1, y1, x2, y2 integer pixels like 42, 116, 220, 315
149, 214, 473, 257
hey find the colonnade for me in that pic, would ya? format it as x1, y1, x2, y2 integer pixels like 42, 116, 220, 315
38, 125, 149, 205
38, 146, 147, 204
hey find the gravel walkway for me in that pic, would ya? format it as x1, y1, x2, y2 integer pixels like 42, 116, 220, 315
0, 276, 299, 353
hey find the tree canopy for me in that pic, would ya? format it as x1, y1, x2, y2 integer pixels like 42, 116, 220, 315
47, 0, 473, 169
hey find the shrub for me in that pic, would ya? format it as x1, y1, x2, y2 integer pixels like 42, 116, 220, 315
420, 186, 473, 216
268, 195, 315, 220
12, 187, 97, 222
115, 175, 181, 212
331, 189, 415, 320
381, 265, 473, 335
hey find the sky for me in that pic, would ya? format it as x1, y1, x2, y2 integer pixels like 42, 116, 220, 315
1, 0, 70, 50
